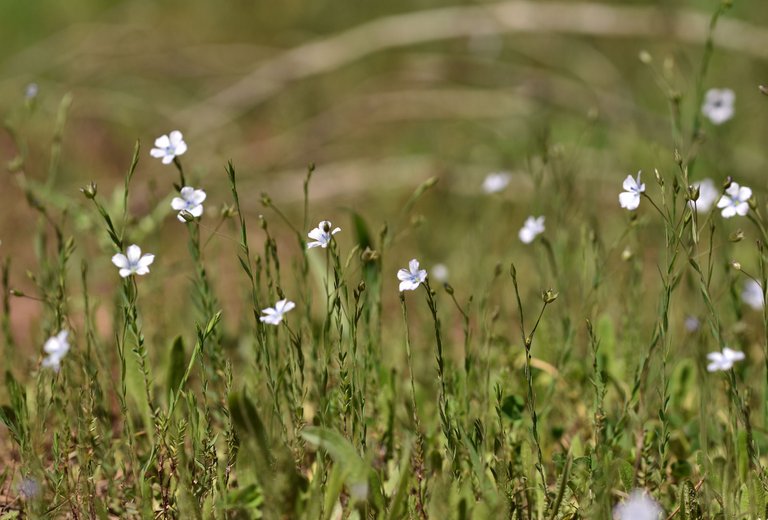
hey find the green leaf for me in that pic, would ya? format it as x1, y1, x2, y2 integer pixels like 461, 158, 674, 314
167, 335, 185, 397
302, 427, 382, 510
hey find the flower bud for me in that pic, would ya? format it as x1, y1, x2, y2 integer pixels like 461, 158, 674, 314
260, 193, 272, 207
688, 184, 700, 202
542, 289, 559, 304
444, 283, 454, 295
357, 281, 366, 293
729, 229, 744, 242
179, 210, 195, 222
654, 168, 663, 187
731, 260, 742, 271
723, 176, 733, 191
674, 149, 682, 166
361, 247, 379, 263
220, 204, 236, 219
638, 50, 652, 64
80, 181, 97, 199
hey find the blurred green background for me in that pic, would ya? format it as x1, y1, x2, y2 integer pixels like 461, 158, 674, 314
1, 0, 768, 344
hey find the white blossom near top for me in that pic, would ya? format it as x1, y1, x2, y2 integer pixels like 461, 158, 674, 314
259, 299, 295, 325
613, 489, 663, 520
619, 172, 645, 211
482, 172, 511, 194
307, 220, 341, 249
701, 88, 735, 125
398, 259, 428, 292
171, 186, 207, 222
41, 330, 70, 372
431, 263, 449, 283
742, 279, 764, 310
707, 347, 746, 372
150, 131, 187, 164
716, 182, 752, 218
519, 216, 545, 244
689, 179, 719, 213
111, 245, 155, 278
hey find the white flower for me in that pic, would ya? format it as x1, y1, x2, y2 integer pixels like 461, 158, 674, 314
431, 263, 449, 283
689, 179, 719, 213
619, 172, 645, 211
41, 330, 70, 372
684, 315, 700, 333
111, 244, 155, 278
482, 172, 511, 194
613, 489, 663, 520
716, 182, 752, 218
519, 216, 545, 244
707, 347, 746, 372
742, 279, 764, 310
150, 130, 187, 164
171, 186, 206, 222
18, 477, 40, 500
307, 220, 341, 249
25, 83, 38, 100
702, 88, 735, 125
260, 299, 296, 325
398, 259, 427, 292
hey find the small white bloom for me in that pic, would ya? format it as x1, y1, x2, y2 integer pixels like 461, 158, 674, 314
150, 130, 187, 164
41, 330, 70, 372
742, 279, 764, 310
18, 477, 40, 500
716, 182, 752, 218
702, 88, 735, 125
707, 347, 746, 372
111, 244, 155, 278
619, 172, 645, 211
684, 315, 700, 333
613, 489, 663, 520
398, 259, 427, 292
482, 172, 511, 194
307, 220, 341, 249
171, 186, 206, 222
431, 263, 449, 283
689, 179, 719, 213
260, 299, 296, 325
519, 216, 545, 244
25, 83, 38, 100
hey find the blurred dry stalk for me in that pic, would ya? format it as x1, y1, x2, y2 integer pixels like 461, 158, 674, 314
178, 0, 768, 133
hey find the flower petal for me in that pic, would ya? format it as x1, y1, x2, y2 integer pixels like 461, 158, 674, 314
112, 253, 129, 269
169, 131, 184, 146
137, 254, 155, 269
622, 175, 636, 191
154, 135, 170, 149
126, 245, 142, 263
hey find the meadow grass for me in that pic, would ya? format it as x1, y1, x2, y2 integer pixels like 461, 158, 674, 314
4, 1, 768, 518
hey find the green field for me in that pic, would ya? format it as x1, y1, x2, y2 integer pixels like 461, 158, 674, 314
3, 0, 768, 517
